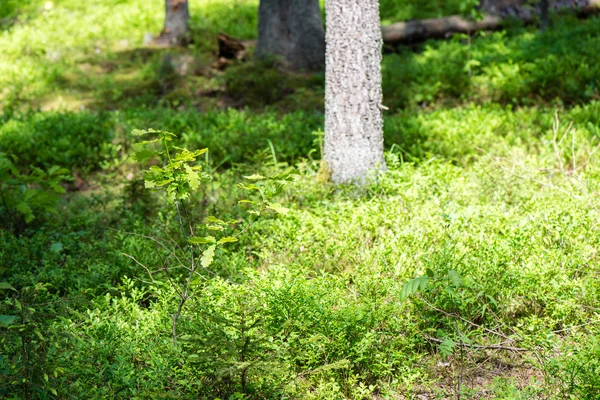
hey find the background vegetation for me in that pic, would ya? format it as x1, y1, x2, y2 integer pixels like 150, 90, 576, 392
1, 0, 600, 398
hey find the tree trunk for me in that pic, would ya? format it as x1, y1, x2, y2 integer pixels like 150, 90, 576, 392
256, 0, 325, 71
541, 0, 549, 30
324, 0, 386, 184
157, 0, 190, 46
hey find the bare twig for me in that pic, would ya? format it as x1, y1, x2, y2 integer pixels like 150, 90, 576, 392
122, 252, 154, 281
417, 295, 515, 343
425, 336, 529, 352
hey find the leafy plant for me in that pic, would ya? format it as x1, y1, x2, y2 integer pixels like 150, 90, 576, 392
131, 129, 291, 351
0, 153, 71, 233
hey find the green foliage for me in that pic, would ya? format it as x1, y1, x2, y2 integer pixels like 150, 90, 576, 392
0, 153, 70, 232
2, 0, 600, 398
133, 128, 211, 202
0, 111, 113, 172
224, 60, 324, 108
383, 17, 600, 110
547, 336, 600, 398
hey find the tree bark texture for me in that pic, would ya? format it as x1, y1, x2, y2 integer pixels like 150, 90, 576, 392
256, 0, 325, 71
160, 0, 190, 45
382, 0, 600, 45
324, 0, 386, 184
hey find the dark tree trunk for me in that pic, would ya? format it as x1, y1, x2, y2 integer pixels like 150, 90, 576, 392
256, 0, 325, 71
540, 0, 550, 30
157, 0, 190, 46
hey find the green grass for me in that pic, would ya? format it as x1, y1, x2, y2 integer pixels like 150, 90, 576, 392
2, 0, 600, 398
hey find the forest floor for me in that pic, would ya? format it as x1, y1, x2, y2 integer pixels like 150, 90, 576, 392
1, 0, 600, 398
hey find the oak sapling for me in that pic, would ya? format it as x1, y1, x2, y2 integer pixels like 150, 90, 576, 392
130, 128, 291, 348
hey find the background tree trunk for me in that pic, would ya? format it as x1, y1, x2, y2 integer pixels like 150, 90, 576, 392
540, 0, 550, 30
158, 0, 190, 45
324, 0, 386, 184
256, 0, 325, 71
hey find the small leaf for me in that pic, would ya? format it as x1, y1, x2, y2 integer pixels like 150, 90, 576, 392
188, 236, 216, 245
267, 202, 290, 215
218, 236, 238, 244
205, 216, 226, 225
134, 149, 157, 163
0, 315, 17, 328
206, 224, 225, 231
238, 183, 259, 191
15, 202, 34, 223
144, 180, 156, 189
244, 174, 265, 180
400, 276, 429, 300
184, 164, 200, 191
447, 270, 463, 288
50, 242, 63, 253
132, 129, 148, 136
201, 245, 216, 268
0, 282, 16, 291
238, 199, 256, 204
34, 329, 45, 340
439, 337, 455, 357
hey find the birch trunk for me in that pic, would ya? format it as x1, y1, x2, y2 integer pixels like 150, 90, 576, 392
256, 0, 325, 71
324, 0, 386, 184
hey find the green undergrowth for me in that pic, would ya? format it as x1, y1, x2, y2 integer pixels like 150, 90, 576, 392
2, 101, 599, 172
3, 0, 600, 398
2, 131, 600, 397
2, 0, 598, 113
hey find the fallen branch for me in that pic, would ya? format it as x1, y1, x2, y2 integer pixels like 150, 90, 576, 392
381, 0, 600, 45
425, 336, 529, 352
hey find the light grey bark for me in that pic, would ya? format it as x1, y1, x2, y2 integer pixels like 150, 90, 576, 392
161, 0, 190, 45
256, 0, 325, 71
324, 0, 386, 184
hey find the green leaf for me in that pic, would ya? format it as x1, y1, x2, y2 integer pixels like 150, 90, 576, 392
134, 149, 157, 163
244, 174, 265, 180
201, 245, 216, 268
188, 236, 216, 245
34, 329, 45, 340
439, 337, 455, 357
0, 315, 17, 328
184, 164, 200, 191
0, 282, 17, 291
15, 202, 34, 223
50, 242, 63, 253
206, 224, 225, 231
447, 270, 463, 288
238, 183, 259, 191
132, 129, 148, 136
267, 202, 290, 215
218, 236, 238, 244
400, 276, 429, 300
205, 216, 226, 225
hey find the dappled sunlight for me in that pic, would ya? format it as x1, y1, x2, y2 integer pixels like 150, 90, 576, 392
2, 0, 600, 397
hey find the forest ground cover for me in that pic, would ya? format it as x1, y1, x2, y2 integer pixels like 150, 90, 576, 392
1, 0, 600, 398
